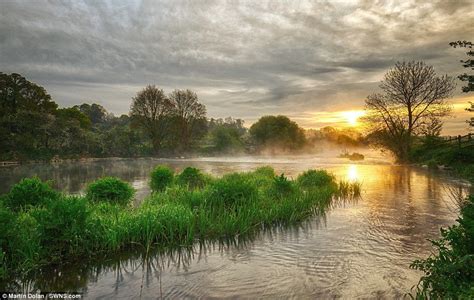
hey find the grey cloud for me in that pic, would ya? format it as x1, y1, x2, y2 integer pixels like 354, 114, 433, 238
1, 0, 473, 133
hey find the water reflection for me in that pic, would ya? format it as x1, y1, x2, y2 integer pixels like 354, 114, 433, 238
0, 156, 471, 298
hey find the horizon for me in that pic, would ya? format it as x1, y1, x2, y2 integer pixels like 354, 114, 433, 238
1, 0, 473, 133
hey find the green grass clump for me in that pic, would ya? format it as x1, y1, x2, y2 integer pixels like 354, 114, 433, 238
297, 169, 335, 190
0, 167, 355, 283
150, 165, 174, 192
176, 167, 208, 189
411, 194, 474, 298
4, 177, 58, 211
86, 177, 135, 205
207, 173, 259, 209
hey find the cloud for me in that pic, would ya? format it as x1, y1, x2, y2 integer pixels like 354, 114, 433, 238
1, 0, 473, 133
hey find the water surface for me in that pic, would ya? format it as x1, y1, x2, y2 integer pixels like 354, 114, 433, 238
1, 154, 470, 298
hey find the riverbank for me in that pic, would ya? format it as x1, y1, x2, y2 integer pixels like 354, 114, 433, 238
0, 166, 359, 286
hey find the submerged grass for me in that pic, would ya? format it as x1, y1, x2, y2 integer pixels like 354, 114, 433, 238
0, 166, 361, 283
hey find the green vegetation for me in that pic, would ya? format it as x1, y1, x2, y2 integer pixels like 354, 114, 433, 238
176, 167, 209, 189
0, 166, 360, 282
150, 166, 174, 192
410, 194, 474, 298
3, 177, 59, 212
86, 177, 135, 205
249, 115, 306, 152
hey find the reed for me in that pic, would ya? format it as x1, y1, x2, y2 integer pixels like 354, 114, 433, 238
0, 166, 359, 282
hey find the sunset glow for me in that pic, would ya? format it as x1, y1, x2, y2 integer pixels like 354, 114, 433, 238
341, 110, 366, 127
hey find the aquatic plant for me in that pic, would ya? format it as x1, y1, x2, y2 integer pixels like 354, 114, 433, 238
0, 167, 359, 284
297, 169, 334, 189
150, 165, 174, 192
4, 177, 58, 211
86, 177, 135, 205
176, 167, 208, 189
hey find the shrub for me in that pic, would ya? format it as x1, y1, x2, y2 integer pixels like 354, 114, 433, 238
86, 177, 135, 205
4, 177, 58, 211
150, 165, 174, 192
411, 194, 474, 298
297, 170, 334, 189
176, 167, 207, 189
253, 166, 276, 178
269, 174, 294, 199
207, 173, 258, 208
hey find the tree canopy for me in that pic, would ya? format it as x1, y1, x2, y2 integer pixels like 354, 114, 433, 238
363, 61, 455, 161
249, 115, 306, 152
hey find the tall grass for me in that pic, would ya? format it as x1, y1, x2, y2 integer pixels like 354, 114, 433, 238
0, 166, 359, 283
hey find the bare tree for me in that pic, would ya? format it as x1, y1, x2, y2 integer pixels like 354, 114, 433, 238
168, 89, 207, 152
364, 61, 455, 161
130, 85, 174, 154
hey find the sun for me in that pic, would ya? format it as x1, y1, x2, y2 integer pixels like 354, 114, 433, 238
341, 110, 365, 126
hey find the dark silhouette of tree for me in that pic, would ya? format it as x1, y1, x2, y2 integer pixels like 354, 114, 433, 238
249, 115, 306, 152
467, 102, 473, 128
74, 103, 109, 124
130, 85, 174, 155
449, 41, 473, 93
364, 61, 455, 161
168, 89, 207, 152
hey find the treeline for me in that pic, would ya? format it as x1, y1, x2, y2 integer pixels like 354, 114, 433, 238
0, 73, 364, 161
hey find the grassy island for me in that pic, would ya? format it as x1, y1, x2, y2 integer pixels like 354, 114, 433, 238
0, 166, 360, 283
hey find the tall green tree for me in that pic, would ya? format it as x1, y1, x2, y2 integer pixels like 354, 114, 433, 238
364, 61, 455, 161
0, 73, 58, 160
130, 85, 174, 155
249, 115, 306, 152
168, 89, 207, 153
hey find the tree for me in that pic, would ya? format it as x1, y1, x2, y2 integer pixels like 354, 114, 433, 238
468, 102, 474, 128
249, 115, 306, 152
449, 41, 473, 93
168, 89, 207, 152
0, 73, 58, 159
364, 61, 455, 161
74, 103, 109, 125
130, 85, 174, 154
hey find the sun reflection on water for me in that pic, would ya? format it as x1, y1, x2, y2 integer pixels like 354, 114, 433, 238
347, 164, 359, 182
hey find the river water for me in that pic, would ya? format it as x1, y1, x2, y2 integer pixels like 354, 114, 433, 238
1, 154, 471, 298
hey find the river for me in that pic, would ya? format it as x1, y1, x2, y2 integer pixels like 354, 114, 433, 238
0, 153, 471, 298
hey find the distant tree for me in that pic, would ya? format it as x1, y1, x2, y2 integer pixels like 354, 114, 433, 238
249, 115, 306, 151
449, 41, 473, 93
0, 73, 58, 159
130, 85, 174, 154
467, 102, 474, 128
74, 103, 109, 125
364, 61, 455, 161
168, 89, 207, 152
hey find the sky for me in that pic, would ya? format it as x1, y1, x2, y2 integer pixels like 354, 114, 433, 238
1, 0, 473, 134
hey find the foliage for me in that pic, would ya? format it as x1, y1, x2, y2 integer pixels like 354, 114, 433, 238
4, 177, 58, 211
86, 177, 135, 205
297, 170, 334, 190
130, 85, 174, 154
0, 167, 357, 282
363, 61, 455, 161
150, 165, 174, 192
206, 173, 259, 209
449, 41, 473, 93
168, 89, 207, 152
176, 167, 208, 189
249, 115, 306, 152
411, 194, 474, 298
204, 117, 247, 154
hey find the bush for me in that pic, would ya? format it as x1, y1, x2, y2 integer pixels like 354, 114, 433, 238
150, 166, 174, 192
4, 177, 58, 211
86, 177, 135, 205
253, 166, 276, 178
176, 167, 207, 189
269, 174, 294, 199
297, 170, 334, 189
207, 173, 258, 208
411, 194, 474, 298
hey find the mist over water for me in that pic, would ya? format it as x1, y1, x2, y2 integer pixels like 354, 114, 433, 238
1, 152, 471, 298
